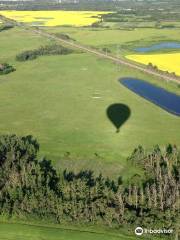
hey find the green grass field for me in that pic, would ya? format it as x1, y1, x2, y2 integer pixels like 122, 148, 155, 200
44, 26, 180, 55
0, 222, 166, 240
0, 14, 179, 240
0, 26, 180, 178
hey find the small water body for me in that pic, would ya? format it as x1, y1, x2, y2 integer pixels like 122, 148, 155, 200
135, 42, 180, 53
120, 78, 180, 116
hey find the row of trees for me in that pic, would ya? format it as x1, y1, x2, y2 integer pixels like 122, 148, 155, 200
148, 62, 180, 80
0, 135, 179, 237
16, 44, 74, 61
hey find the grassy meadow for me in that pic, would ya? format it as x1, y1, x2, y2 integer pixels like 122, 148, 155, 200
45, 25, 180, 77
0, 26, 180, 178
0, 223, 126, 240
0, 7, 180, 240
44, 26, 180, 53
0, 222, 165, 240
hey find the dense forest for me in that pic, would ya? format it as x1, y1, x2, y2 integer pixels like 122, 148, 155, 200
0, 0, 180, 13
0, 135, 179, 238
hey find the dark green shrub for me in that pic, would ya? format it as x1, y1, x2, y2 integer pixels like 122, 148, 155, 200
0, 63, 15, 75
0, 24, 14, 32
16, 50, 37, 61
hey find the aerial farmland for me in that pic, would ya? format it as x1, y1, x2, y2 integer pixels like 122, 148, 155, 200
0, 1, 179, 239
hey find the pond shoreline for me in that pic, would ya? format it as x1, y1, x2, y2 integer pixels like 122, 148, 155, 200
135, 42, 180, 53
120, 78, 180, 117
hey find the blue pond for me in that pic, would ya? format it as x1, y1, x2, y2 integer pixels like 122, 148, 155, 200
120, 78, 180, 116
135, 42, 180, 53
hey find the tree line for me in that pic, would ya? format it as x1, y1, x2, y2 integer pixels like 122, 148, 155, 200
147, 63, 180, 80
0, 24, 13, 32
16, 44, 74, 62
0, 135, 179, 238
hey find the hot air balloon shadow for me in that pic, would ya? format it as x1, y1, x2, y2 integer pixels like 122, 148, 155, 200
107, 103, 131, 133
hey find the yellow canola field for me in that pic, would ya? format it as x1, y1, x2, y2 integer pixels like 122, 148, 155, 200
0, 10, 111, 27
126, 53, 180, 76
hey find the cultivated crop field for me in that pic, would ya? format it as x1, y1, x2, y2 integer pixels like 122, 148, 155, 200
126, 53, 180, 76
0, 10, 111, 26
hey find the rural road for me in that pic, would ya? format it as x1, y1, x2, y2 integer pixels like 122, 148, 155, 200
33, 29, 180, 84
1, 15, 180, 84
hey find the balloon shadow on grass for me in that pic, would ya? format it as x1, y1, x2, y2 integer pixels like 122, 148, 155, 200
107, 103, 131, 133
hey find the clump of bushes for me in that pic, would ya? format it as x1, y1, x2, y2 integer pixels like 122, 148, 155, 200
16, 44, 74, 61
0, 24, 14, 32
54, 33, 75, 41
102, 47, 111, 53
0, 63, 15, 75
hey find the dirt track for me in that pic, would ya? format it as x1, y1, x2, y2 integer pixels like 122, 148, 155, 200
32, 29, 180, 84
1, 15, 180, 84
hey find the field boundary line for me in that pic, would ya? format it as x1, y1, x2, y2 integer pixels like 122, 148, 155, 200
0, 15, 180, 84
33, 29, 180, 84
